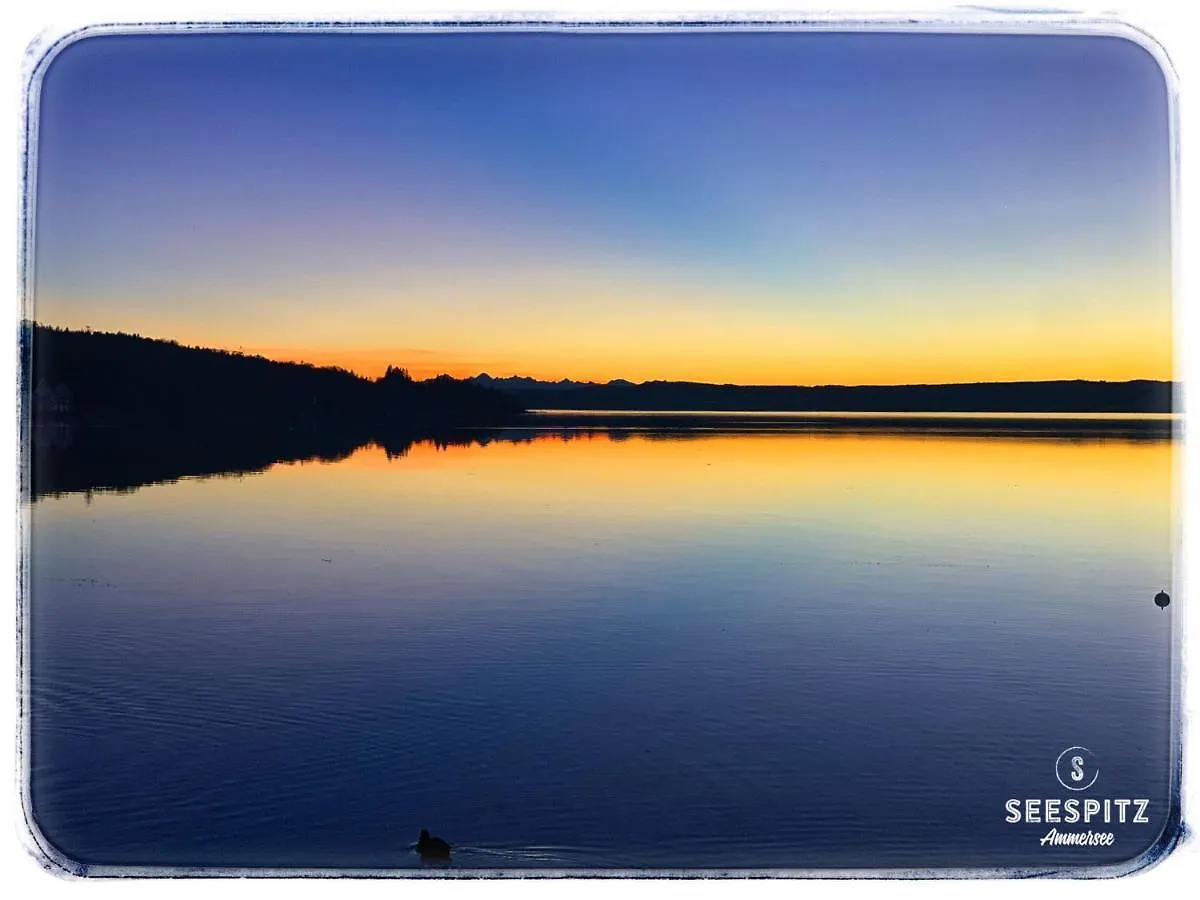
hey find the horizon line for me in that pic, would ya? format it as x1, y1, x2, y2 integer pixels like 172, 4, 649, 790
24, 320, 1177, 390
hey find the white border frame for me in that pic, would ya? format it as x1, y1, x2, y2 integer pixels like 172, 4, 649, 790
8, 4, 1193, 890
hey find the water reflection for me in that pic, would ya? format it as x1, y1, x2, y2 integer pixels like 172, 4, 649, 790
27, 421, 1177, 871
27, 411, 1179, 501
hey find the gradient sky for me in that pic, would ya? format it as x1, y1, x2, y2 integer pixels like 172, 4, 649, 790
31, 31, 1173, 383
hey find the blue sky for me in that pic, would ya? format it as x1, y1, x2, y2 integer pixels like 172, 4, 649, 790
31, 31, 1172, 383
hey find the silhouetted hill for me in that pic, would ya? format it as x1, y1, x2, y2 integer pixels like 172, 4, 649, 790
22, 324, 523, 429
486, 377, 1174, 414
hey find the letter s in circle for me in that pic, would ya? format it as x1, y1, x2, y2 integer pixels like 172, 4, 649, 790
1071, 756, 1085, 782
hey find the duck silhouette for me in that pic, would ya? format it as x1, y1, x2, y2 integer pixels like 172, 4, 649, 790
415, 829, 452, 862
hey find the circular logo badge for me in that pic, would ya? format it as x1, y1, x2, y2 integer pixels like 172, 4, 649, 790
1055, 746, 1099, 791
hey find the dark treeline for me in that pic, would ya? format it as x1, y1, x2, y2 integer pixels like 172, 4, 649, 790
25, 324, 1174, 427
22, 323, 526, 500
503, 378, 1175, 414
23, 323, 524, 430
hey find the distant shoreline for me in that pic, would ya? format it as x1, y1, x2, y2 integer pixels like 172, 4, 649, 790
491, 378, 1174, 416
23, 325, 1176, 433
518, 409, 1178, 440
529, 409, 1179, 420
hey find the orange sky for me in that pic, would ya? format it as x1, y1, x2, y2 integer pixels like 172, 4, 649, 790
230, 296, 1174, 384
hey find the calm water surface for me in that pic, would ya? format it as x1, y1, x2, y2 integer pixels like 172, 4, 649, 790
28, 425, 1178, 871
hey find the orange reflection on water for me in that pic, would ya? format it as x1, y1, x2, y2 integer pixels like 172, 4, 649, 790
64, 427, 1174, 575
258, 429, 1174, 538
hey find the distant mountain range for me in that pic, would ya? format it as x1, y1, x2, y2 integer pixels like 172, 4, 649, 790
472, 373, 634, 392
471, 374, 1175, 414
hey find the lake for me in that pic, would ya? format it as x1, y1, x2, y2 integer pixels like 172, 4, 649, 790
26, 417, 1179, 873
